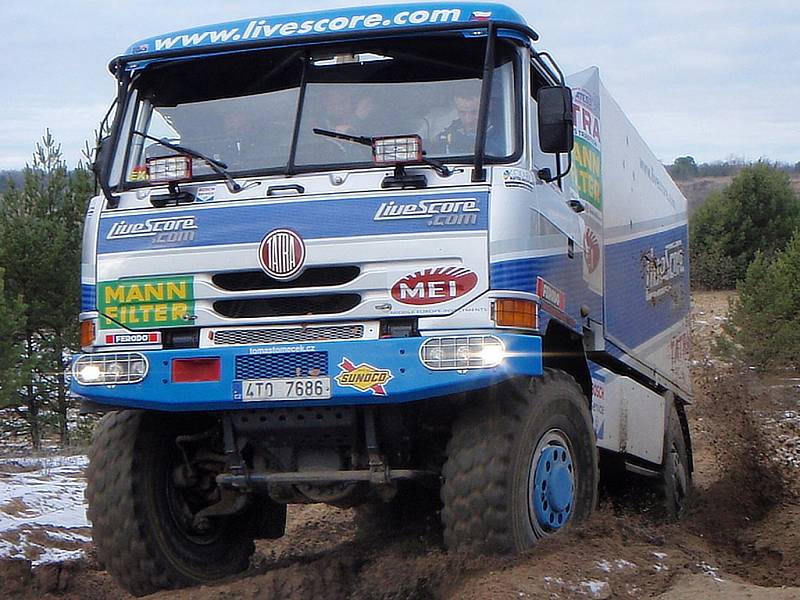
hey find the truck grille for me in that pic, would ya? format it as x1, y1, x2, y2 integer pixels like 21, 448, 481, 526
214, 294, 361, 318
213, 267, 360, 291
234, 352, 328, 379
212, 324, 365, 346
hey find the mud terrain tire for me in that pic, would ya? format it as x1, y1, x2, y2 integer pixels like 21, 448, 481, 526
441, 369, 598, 553
86, 411, 257, 596
662, 402, 691, 518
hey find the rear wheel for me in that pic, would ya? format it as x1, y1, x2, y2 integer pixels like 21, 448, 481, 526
441, 369, 598, 553
662, 402, 691, 518
86, 411, 274, 596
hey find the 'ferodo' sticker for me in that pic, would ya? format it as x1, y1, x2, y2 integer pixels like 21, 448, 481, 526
105, 332, 161, 345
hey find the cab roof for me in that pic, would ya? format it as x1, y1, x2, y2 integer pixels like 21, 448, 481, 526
121, 3, 531, 60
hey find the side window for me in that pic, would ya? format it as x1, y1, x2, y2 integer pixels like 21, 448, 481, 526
530, 64, 558, 176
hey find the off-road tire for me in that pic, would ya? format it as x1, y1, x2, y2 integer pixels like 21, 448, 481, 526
662, 402, 691, 518
86, 411, 258, 596
441, 369, 598, 553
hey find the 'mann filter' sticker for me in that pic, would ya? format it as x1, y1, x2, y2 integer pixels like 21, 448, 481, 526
97, 276, 194, 330
335, 359, 393, 396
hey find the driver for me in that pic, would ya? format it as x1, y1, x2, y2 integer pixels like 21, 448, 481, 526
436, 93, 480, 155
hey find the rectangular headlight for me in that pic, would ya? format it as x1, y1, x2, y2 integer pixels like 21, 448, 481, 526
419, 335, 505, 370
73, 353, 148, 386
372, 135, 423, 165
147, 155, 193, 184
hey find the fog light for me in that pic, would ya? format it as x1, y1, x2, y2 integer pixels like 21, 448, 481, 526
78, 364, 102, 383
73, 353, 149, 385
419, 335, 505, 370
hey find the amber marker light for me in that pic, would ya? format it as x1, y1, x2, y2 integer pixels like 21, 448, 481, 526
494, 298, 538, 329
80, 320, 96, 348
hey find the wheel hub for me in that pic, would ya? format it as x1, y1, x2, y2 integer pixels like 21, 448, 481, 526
530, 437, 574, 531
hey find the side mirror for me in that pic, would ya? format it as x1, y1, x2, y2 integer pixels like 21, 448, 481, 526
92, 135, 111, 179
537, 86, 574, 154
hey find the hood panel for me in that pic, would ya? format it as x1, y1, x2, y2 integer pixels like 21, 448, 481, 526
95, 190, 489, 330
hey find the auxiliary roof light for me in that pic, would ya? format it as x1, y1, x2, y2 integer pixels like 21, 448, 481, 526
146, 155, 193, 184
372, 135, 423, 165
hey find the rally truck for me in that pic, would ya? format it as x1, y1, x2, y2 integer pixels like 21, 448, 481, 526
72, 3, 693, 595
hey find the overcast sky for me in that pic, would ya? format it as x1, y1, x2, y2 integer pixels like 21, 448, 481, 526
1, 0, 797, 169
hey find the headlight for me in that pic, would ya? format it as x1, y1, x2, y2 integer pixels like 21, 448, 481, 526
419, 335, 505, 370
73, 353, 149, 385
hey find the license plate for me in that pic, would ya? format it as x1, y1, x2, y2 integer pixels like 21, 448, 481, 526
235, 377, 331, 401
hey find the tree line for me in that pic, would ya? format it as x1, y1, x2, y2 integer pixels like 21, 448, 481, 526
0, 132, 91, 448
668, 155, 800, 181
688, 162, 800, 369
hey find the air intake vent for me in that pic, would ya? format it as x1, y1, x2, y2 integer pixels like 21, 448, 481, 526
234, 352, 328, 379
212, 325, 365, 346
214, 294, 361, 318
213, 267, 360, 291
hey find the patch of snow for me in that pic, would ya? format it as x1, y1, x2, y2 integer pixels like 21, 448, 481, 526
595, 560, 612, 572
0, 455, 90, 564
698, 561, 724, 582
580, 579, 611, 598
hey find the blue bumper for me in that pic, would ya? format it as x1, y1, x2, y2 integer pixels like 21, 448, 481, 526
71, 334, 542, 412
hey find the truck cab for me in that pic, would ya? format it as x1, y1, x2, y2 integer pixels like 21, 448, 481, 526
72, 4, 692, 595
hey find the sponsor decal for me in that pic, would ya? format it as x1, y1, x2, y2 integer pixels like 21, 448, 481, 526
535, 277, 575, 326
641, 240, 685, 302
97, 276, 194, 330
195, 185, 216, 203
145, 9, 464, 53
373, 198, 479, 227
132, 44, 149, 54
669, 330, 690, 368
391, 267, 478, 306
502, 168, 536, 191
259, 229, 306, 280
106, 216, 197, 244
335, 358, 393, 396
536, 277, 567, 311
248, 344, 316, 355
105, 332, 161, 345
571, 86, 602, 212
591, 375, 605, 441
130, 165, 148, 181
584, 227, 600, 274
640, 158, 679, 208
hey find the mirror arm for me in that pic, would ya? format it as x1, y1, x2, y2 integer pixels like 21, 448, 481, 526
472, 22, 496, 183
101, 62, 129, 209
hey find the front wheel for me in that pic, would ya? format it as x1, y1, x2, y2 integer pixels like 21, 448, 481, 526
441, 370, 598, 553
86, 411, 267, 596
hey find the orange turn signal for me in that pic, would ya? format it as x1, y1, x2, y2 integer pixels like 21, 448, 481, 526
80, 320, 96, 348
494, 299, 538, 329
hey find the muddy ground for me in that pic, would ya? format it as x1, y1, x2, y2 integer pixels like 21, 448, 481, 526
4, 290, 800, 599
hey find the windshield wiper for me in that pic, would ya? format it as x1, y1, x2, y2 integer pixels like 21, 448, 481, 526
133, 130, 242, 193
312, 128, 452, 177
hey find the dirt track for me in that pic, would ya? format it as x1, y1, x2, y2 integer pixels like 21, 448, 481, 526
4, 291, 800, 599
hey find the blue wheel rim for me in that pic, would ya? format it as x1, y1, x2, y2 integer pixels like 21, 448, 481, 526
530, 434, 574, 532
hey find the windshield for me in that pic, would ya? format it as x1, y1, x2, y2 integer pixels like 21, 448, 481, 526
118, 37, 519, 185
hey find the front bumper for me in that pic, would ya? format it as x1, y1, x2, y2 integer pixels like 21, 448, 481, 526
71, 333, 542, 412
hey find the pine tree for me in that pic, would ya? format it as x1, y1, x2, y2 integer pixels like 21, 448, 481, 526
0, 131, 91, 447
